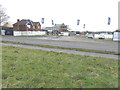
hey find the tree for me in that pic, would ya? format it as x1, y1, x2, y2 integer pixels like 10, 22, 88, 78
0, 5, 9, 26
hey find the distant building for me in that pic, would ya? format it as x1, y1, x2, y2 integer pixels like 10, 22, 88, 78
4, 22, 13, 28
55, 23, 68, 32
45, 23, 68, 33
13, 19, 41, 31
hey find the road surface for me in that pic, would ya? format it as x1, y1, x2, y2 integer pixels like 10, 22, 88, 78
1, 36, 119, 53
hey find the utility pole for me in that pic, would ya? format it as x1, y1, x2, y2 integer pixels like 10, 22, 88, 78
118, 1, 120, 29
0, 16, 2, 30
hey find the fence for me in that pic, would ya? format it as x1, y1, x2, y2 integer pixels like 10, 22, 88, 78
14, 31, 47, 36
94, 34, 113, 39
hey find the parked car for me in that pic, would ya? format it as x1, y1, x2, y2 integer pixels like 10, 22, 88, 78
99, 34, 105, 39
87, 34, 94, 38
76, 31, 80, 35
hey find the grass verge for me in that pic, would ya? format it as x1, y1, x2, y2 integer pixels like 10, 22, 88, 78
2, 45, 118, 88
1, 41, 120, 55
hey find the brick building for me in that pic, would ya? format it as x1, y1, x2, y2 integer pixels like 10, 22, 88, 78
13, 19, 41, 31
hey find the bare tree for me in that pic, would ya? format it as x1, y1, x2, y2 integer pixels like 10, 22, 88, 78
0, 5, 9, 26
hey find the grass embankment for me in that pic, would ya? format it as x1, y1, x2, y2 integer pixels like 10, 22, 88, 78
1, 41, 119, 55
2, 45, 118, 88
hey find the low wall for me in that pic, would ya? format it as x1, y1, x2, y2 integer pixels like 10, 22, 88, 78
14, 31, 46, 36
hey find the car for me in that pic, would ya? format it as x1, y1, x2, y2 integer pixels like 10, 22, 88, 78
87, 34, 94, 38
76, 31, 80, 35
99, 34, 105, 39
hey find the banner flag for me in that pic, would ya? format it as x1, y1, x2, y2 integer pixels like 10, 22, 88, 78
108, 17, 111, 25
41, 18, 44, 24
83, 24, 86, 28
52, 20, 54, 25
27, 20, 30, 25
77, 19, 80, 25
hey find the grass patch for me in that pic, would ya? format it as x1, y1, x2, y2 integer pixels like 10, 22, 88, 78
1, 41, 120, 55
2, 45, 118, 88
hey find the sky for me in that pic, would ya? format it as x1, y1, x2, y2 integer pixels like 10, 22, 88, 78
0, 0, 119, 31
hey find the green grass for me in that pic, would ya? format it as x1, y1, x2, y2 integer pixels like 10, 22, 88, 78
2, 45, 118, 88
1, 41, 120, 55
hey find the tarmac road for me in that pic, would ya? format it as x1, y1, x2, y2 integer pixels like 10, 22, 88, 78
1, 36, 119, 53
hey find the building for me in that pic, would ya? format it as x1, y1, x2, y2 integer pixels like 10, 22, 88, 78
45, 23, 68, 32
13, 19, 41, 31
55, 23, 68, 32
0, 22, 14, 35
3, 22, 13, 28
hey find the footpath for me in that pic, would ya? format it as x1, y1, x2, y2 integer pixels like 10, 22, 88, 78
1, 43, 119, 60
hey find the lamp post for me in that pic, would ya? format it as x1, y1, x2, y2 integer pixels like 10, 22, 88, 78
0, 16, 2, 35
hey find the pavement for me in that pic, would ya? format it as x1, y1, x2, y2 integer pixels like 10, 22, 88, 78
1, 43, 119, 60
1, 36, 119, 53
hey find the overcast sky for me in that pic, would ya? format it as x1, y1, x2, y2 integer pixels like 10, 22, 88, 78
0, 0, 119, 31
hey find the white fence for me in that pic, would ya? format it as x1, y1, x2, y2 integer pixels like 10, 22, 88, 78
104, 34, 113, 39
94, 34, 113, 39
94, 34, 100, 38
14, 31, 47, 36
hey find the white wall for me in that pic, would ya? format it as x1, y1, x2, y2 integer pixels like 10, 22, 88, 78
14, 31, 46, 36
